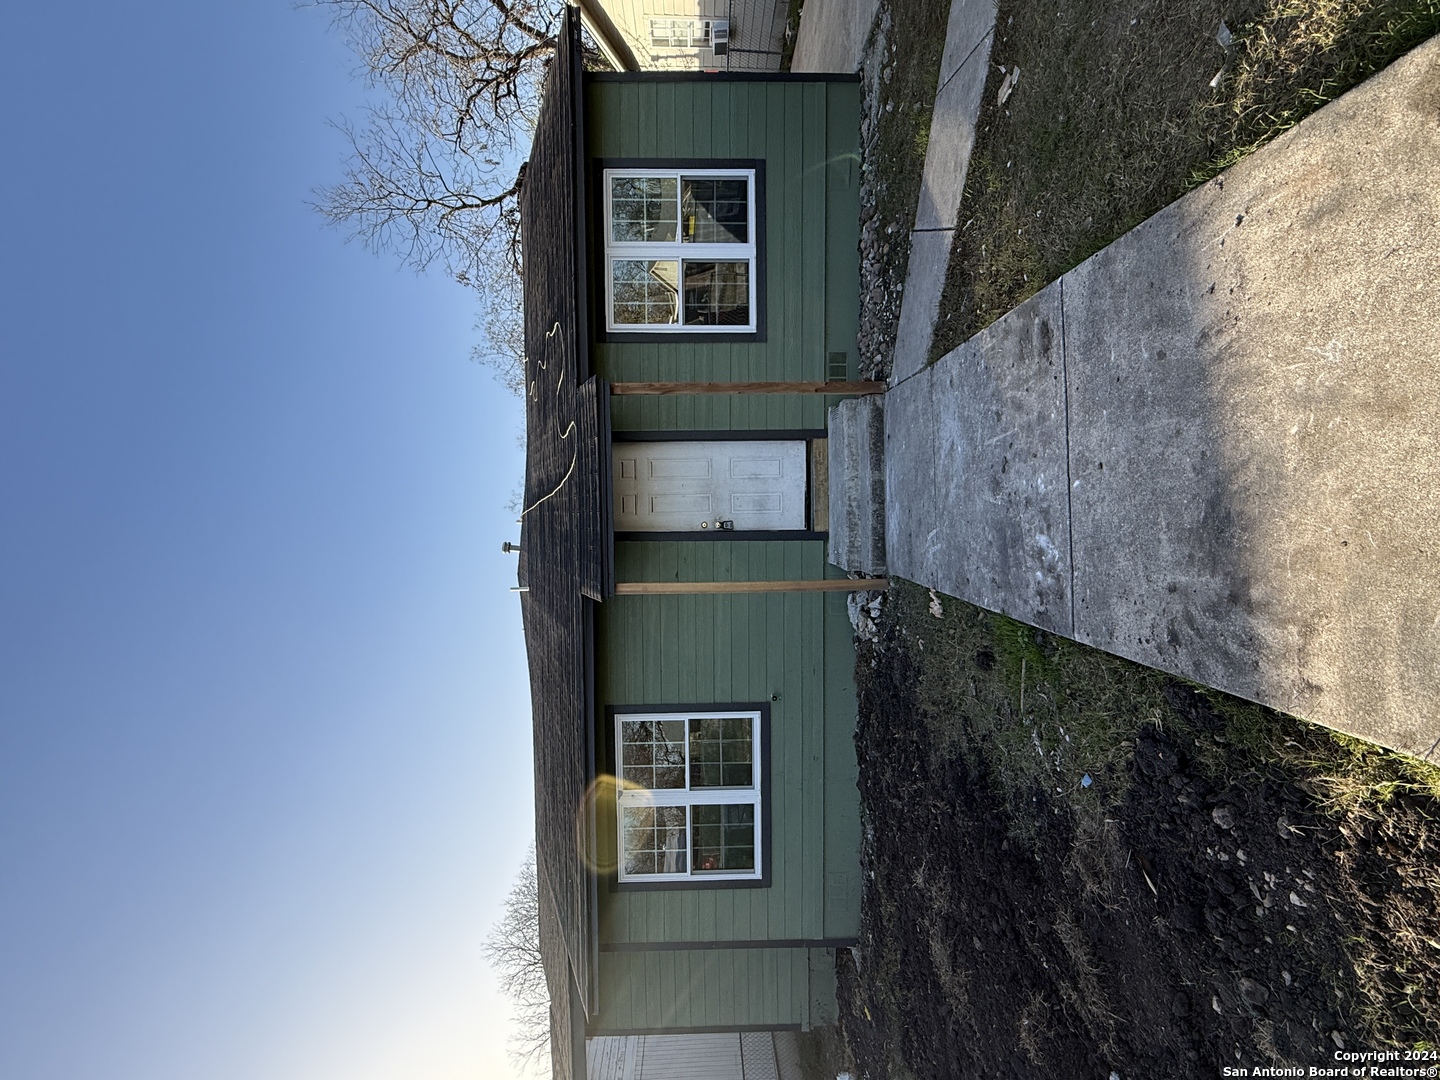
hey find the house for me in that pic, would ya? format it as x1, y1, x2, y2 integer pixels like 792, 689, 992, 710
516, 9, 870, 1078
575, 0, 790, 72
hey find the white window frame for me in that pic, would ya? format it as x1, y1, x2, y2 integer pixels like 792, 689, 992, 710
602, 168, 758, 334
615, 709, 764, 883
648, 17, 710, 48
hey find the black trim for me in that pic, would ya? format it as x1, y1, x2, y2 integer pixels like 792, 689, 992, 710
594, 159, 766, 344
614, 429, 826, 443
583, 600, 600, 1010
616, 530, 827, 542
596, 157, 766, 170
572, 37, 591, 383
601, 937, 858, 952
589, 70, 861, 83
592, 1023, 804, 1037
597, 379, 615, 595
806, 437, 816, 530
603, 704, 772, 892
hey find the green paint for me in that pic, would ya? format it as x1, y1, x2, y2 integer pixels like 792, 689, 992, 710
584, 75, 862, 1035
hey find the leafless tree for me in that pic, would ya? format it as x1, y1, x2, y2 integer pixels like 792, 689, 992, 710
484, 845, 551, 1071
311, 0, 567, 392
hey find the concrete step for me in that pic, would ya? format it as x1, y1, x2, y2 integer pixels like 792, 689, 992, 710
827, 395, 887, 575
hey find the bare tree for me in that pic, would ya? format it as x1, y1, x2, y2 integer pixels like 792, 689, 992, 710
484, 845, 551, 1070
311, 0, 567, 392
312, 0, 559, 275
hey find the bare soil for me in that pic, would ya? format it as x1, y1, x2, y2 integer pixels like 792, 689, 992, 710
838, 584, 1440, 1077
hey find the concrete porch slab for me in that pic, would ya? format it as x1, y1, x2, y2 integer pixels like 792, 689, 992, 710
827, 395, 887, 575
883, 361, 940, 585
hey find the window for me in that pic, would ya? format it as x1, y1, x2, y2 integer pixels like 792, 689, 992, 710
615, 710, 763, 882
603, 169, 757, 333
648, 18, 710, 48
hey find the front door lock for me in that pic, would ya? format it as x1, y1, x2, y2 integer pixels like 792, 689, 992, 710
698, 519, 735, 531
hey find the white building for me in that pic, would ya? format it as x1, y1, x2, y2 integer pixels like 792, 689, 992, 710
576, 0, 790, 72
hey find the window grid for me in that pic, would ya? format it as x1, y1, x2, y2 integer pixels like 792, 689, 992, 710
649, 18, 710, 48
615, 711, 762, 882
603, 169, 757, 334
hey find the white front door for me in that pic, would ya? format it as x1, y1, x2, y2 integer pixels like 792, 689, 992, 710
613, 440, 807, 531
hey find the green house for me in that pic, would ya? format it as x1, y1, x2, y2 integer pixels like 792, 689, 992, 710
518, 11, 866, 1077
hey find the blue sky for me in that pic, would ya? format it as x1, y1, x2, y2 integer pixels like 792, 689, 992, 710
0, 2, 536, 1078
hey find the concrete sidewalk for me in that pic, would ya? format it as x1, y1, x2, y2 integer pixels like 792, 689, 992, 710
855, 35, 1440, 760
790, 0, 880, 72
891, 0, 997, 384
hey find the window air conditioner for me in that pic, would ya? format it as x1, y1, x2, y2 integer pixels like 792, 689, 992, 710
710, 19, 729, 56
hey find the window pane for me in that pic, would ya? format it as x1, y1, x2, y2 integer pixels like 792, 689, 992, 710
691, 804, 755, 872
690, 716, 752, 788
649, 18, 693, 47
620, 719, 685, 789
682, 178, 748, 244
622, 805, 688, 876
613, 260, 679, 326
611, 177, 677, 243
681, 261, 750, 326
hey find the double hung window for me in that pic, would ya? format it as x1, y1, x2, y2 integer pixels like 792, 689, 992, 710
615, 710, 763, 882
603, 169, 757, 333
648, 18, 709, 48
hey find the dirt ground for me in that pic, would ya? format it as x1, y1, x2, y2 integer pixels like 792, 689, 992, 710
838, 584, 1440, 1078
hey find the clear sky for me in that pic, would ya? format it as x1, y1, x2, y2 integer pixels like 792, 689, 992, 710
0, 3, 536, 1078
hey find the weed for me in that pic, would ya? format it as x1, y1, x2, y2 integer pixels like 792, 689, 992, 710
1053, 908, 1116, 1046
928, 926, 972, 1020
1016, 992, 1052, 1065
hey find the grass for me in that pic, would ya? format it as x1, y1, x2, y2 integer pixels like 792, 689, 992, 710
929, 0, 1440, 360
895, 581, 1440, 818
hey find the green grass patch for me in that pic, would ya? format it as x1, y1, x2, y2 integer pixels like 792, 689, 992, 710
929, 0, 1440, 360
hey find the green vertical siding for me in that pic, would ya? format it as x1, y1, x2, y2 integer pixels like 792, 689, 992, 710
592, 542, 859, 1032
596, 546, 829, 945
586, 78, 862, 428
822, 590, 861, 938
585, 74, 862, 1034
595, 947, 827, 1032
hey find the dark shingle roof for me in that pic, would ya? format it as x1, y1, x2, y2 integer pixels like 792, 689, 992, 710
516, 8, 610, 1078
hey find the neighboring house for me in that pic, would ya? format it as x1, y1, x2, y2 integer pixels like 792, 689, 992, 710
517, 9, 866, 1079
576, 0, 790, 72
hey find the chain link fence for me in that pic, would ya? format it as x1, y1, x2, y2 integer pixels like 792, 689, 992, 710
720, 0, 787, 71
